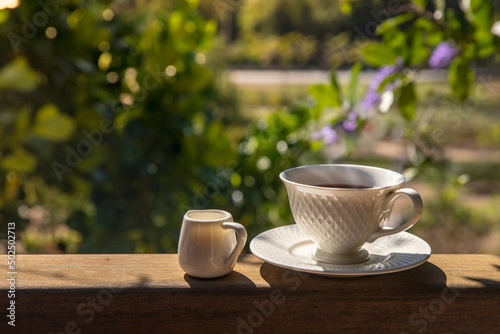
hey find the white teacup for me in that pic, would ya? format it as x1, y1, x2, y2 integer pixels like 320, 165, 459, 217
178, 209, 247, 278
280, 164, 423, 264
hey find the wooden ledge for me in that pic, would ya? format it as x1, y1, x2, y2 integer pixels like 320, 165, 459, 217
1, 254, 499, 333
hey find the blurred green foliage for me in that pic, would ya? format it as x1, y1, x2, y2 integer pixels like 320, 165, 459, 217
307, 0, 499, 162
234, 105, 323, 238
202, 0, 500, 69
0, 0, 244, 253
201, 0, 406, 68
0, 0, 325, 254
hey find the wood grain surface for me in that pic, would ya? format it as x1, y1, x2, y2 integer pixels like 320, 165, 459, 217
0, 254, 499, 334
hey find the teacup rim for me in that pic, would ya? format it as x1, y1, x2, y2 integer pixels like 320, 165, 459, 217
279, 164, 406, 191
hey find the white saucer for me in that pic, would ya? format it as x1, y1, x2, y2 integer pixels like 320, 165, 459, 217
250, 224, 431, 277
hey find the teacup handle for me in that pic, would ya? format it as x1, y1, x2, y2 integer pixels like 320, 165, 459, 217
368, 188, 423, 243
222, 222, 248, 267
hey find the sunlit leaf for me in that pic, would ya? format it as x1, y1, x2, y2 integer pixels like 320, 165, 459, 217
0, 57, 37, 92
31, 104, 76, 142
347, 62, 362, 104
205, 20, 217, 38
340, 2, 352, 15
361, 43, 398, 67
310, 140, 323, 152
474, 30, 495, 58
0, 147, 37, 173
388, 31, 407, 50
376, 13, 416, 35
412, 0, 427, 9
330, 70, 342, 106
426, 30, 444, 45
470, 0, 493, 30
0, 9, 10, 25
185, 0, 200, 7
309, 84, 342, 115
98, 52, 112, 71
377, 72, 399, 93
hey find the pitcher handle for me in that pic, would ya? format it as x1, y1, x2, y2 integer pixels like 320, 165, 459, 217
222, 222, 247, 267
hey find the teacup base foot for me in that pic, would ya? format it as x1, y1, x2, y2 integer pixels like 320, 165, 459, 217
312, 247, 370, 264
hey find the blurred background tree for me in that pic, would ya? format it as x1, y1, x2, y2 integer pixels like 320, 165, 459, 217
0, 0, 242, 253
201, 0, 396, 68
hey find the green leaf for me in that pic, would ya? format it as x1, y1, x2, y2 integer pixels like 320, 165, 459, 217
410, 31, 430, 66
414, 17, 434, 31
340, 2, 352, 15
31, 104, 76, 142
476, 43, 495, 59
462, 43, 477, 59
361, 43, 398, 67
0, 9, 9, 25
376, 13, 417, 35
377, 72, 399, 93
412, 0, 427, 9
410, 47, 430, 66
0, 147, 37, 173
474, 30, 495, 58
470, 0, 493, 30
0, 57, 38, 92
309, 84, 342, 116
426, 30, 444, 45
387, 31, 407, 50
449, 58, 474, 101
330, 70, 342, 106
310, 140, 323, 152
347, 62, 362, 104
398, 82, 417, 121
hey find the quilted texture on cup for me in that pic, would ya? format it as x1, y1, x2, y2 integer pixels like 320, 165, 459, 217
286, 185, 390, 253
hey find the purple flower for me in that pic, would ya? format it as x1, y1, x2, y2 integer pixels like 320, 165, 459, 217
360, 89, 381, 114
360, 63, 400, 114
429, 42, 459, 69
341, 111, 358, 132
312, 125, 338, 145
371, 65, 399, 90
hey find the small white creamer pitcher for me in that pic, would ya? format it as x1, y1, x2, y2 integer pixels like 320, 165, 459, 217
178, 209, 247, 278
